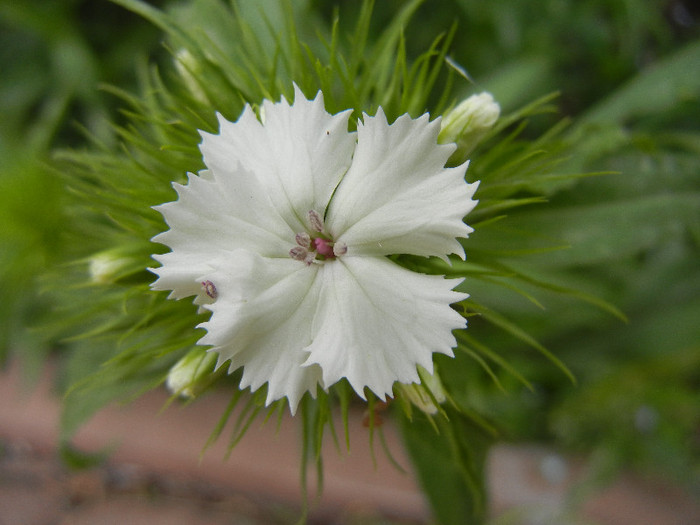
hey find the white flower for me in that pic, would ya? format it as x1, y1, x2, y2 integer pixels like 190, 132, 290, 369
151, 85, 479, 413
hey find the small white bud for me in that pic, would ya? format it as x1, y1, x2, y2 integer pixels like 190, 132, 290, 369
439, 92, 500, 160
395, 366, 446, 415
89, 250, 131, 284
174, 49, 207, 103
166, 349, 218, 398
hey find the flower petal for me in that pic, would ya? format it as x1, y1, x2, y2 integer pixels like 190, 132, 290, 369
199, 85, 356, 232
302, 256, 468, 399
326, 108, 478, 260
197, 250, 324, 413
150, 166, 294, 298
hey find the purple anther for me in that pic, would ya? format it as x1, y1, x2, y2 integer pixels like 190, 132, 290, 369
201, 280, 218, 299
295, 232, 311, 248
308, 210, 324, 232
290, 246, 310, 261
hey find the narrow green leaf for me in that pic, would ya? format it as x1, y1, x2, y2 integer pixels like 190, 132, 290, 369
399, 406, 494, 525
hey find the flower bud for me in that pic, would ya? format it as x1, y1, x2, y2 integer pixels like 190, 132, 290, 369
174, 49, 207, 103
396, 366, 446, 415
166, 348, 218, 398
439, 92, 500, 160
88, 250, 132, 284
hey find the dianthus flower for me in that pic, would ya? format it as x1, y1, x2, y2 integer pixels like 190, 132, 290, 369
151, 86, 478, 413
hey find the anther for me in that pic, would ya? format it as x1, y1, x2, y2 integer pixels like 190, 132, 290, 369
201, 280, 218, 299
295, 232, 311, 248
308, 210, 324, 233
333, 242, 347, 256
290, 246, 309, 261
290, 246, 316, 265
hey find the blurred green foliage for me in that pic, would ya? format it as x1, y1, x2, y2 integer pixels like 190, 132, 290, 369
314, 0, 698, 113
309, 2, 700, 500
1, 0, 698, 522
0, 0, 167, 367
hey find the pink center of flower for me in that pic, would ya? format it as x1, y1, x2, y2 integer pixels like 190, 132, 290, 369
288, 210, 347, 265
313, 237, 334, 257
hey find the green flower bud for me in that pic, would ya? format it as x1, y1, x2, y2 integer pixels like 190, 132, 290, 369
174, 49, 207, 103
396, 366, 446, 415
88, 250, 132, 284
439, 92, 500, 161
166, 348, 218, 398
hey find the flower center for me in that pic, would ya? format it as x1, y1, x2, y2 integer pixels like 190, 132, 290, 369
289, 210, 346, 265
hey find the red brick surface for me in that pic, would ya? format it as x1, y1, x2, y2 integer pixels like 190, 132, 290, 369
1, 360, 698, 524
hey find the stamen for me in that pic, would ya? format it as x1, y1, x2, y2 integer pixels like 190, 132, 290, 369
291, 212, 346, 264
290, 246, 316, 265
295, 232, 311, 248
290, 246, 310, 261
308, 210, 324, 233
201, 280, 218, 299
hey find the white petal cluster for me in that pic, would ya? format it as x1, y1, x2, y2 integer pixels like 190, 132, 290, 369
151, 86, 479, 413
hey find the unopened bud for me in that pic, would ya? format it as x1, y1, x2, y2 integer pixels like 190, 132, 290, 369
396, 366, 446, 415
439, 92, 500, 160
166, 348, 218, 399
89, 250, 132, 284
174, 49, 207, 103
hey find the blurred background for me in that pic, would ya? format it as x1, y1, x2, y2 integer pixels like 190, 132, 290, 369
1, 0, 698, 523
